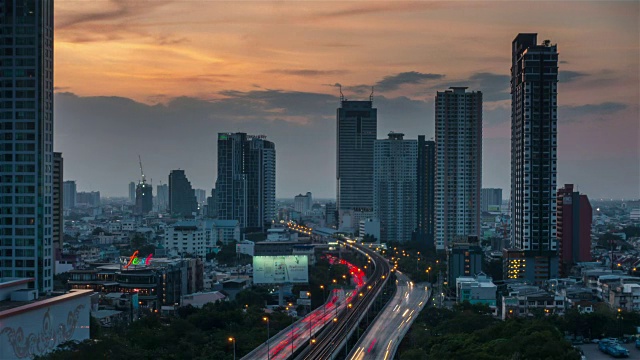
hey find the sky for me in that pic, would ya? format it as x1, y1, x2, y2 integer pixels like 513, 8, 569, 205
53, 0, 640, 200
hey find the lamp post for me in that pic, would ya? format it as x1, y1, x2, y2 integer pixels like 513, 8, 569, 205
263, 317, 270, 360
228, 337, 236, 360
320, 285, 326, 321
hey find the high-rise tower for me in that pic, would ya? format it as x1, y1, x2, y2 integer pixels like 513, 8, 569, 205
510, 33, 559, 283
416, 136, 436, 248
169, 170, 197, 217
216, 133, 275, 231
435, 87, 482, 250
557, 184, 592, 277
336, 98, 377, 230
374, 132, 417, 243
0, 0, 54, 293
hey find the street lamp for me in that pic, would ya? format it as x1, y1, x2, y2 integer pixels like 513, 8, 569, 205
228, 337, 236, 360
320, 285, 326, 320
263, 317, 270, 360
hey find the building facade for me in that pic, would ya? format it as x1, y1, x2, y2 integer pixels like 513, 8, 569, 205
510, 33, 559, 283
416, 136, 436, 247
481, 188, 502, 212
373, 132, 417, 243
216, 133, 276, 232
557, 184, 592, 276
435, 87, 483, 250
447, 242, 483, 285
135, 182, 153, 216
169, 169, 197, 217
294, 192, 313, 213
63, 180, 76, 210
336, 99, 377, 225
53, 152, 63, 265
156, 183, 168, 213
128, 181, 136, 204
0, 0, 55, 293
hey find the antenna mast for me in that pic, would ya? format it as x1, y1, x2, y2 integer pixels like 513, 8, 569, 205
339, 84, 344, 102
370, 86, 374, 102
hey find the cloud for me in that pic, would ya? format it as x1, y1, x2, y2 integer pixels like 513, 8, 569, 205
376, 71, 445, 91
560, 102, 628, 123
56, 0, 170, 29
558, 70, 586, 83
266, 69, 349, 77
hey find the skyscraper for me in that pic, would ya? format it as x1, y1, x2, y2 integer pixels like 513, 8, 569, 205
416, 136, 436, 248
435, 87, 482, 250
481, 188, 503, 212
53, 153, 63, 266
510, 33, 559, 283
169, 170, 197, 217
336, 98, 377, 230
129, 181, 136, 204
557, 184, 592, 277
216, 133, 276, 231
0, 0, 54, 293
63, 181, 76, 210
374, 132, 417, 243
156, 183, 168, 213
135, 181, 153, 216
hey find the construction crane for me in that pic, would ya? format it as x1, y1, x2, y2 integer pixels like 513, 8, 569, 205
138, 155, 146, 184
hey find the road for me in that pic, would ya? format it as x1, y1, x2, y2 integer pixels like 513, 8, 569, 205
347, 271, 430, 360
242, 256, 366, 360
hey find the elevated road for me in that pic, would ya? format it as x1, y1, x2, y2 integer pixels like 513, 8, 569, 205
347, 271, 430, 360
295, 241, 391, 360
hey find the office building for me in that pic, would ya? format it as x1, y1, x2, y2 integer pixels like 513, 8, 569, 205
416, 136, 436, 247
325, 202, 337, 227
0, 1, 54, 293
435, 87, 483, 250
510, 33, 559, 283
374, 132, 417, 243
53, 153, 63, 264
76, 191, 100, 207
63, 181, 76, 210
557, 184, 592, 276
135, 182, 153, 216
194, 188, 207, 207
169, 170, 197, 217
294, 192, 313, 213
447, 241, 483, 285
481, 188, 503, 212
336, 98, 377, 228
156, 183, 168, 213
128, 181, 136, 204
206, 188, 217, 218
216, 133, 276, 232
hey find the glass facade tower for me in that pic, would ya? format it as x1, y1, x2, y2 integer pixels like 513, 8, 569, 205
0, 0, 54, 293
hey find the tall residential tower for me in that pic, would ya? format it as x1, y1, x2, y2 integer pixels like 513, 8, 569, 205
336, 98, 377, 230
216, 133, 276, 232
510, 33, 559, 283
435, 87, 482, 250
169, 169, 197, 217
416, 136, 436, 248
373, 132, 417, 243
0, 0, 55, 293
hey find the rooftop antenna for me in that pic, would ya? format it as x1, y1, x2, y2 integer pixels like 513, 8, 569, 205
370, 86, 374, 102
138, 155, 146, 185
339, 84, 344, 102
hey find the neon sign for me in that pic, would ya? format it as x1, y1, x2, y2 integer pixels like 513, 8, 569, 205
123, 250, 153, 269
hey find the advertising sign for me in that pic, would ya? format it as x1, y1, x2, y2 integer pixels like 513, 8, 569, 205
253, 255, 309, 284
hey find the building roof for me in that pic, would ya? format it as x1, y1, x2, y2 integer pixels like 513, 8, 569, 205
0, 290, 94, 320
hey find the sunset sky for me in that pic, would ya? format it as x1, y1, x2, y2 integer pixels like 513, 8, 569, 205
53, 0, 640, 199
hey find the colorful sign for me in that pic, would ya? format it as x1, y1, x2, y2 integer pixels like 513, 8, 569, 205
121, 250, 153, 269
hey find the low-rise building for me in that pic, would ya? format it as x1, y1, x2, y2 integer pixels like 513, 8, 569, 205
456, 272, 497, 308
0, 278, 93, 360
501, 284, 566, 320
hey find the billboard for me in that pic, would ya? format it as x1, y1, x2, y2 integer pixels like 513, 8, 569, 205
253, 255, 309, 284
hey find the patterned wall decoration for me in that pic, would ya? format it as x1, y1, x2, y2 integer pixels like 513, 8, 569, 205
0, 304, 85, 359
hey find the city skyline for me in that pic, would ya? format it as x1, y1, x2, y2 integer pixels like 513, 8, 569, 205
53, 1, 639, 199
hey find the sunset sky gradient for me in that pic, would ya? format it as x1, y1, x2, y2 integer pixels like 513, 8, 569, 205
53, 1, 640, 199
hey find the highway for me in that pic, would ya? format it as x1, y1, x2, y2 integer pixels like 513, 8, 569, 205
347, 270, 430, 360
295, 241, 391, 360
242, 255, 366, 360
